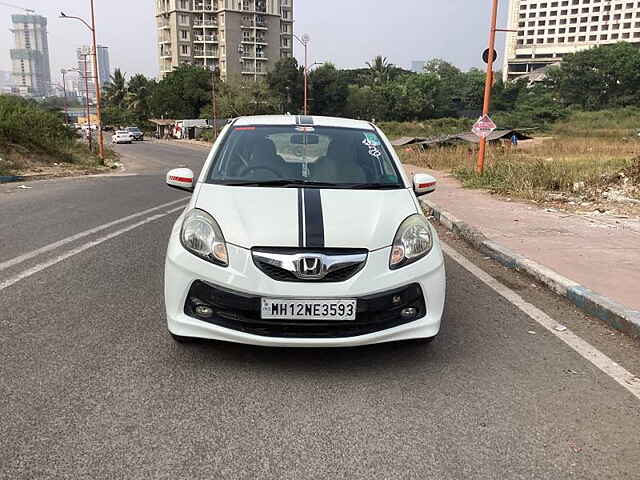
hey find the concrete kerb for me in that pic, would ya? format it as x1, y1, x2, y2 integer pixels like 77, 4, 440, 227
421, 198, 640, 340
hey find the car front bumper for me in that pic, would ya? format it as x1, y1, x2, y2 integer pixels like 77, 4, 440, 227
164, 223, 446, 347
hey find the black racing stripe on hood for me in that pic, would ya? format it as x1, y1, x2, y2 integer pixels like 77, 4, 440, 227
297, 188, 304, 247
303, 188, 324, 248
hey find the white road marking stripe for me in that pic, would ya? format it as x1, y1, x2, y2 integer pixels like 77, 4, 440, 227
0, 197, 188, 273
441, 241, 640, 401
0, 204, 187, 292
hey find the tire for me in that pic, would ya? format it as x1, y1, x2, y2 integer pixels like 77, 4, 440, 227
170, 332, 198, 344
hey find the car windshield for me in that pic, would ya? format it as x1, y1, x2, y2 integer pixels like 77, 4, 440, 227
207, 125, 403, 189
127, 127, 141, 132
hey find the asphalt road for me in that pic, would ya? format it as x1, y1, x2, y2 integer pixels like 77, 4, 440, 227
1, 140, 639, 479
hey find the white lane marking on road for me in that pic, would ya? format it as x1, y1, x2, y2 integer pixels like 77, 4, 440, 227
0, 204, 187, 292
0, 197, 188, 273
441, 241, 640, 402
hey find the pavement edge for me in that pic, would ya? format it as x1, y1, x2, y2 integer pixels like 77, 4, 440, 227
421, 198, 640, 340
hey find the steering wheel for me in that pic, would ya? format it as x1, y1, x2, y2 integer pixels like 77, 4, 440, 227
238, 165, 282, 179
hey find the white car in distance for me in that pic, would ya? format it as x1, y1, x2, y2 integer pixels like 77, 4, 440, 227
164, 115, 446, 347
112, 130, 133, 144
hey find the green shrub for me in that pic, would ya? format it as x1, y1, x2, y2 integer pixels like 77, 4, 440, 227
0, 94, 105, 170
0, 95, 77, 155
378, 118, 474, 139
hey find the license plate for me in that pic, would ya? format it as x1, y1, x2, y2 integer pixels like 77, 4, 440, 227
261, 298, 357, 321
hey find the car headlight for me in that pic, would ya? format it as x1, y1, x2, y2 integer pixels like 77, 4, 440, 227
389, 214, 433, 269
180, 209, 228, 266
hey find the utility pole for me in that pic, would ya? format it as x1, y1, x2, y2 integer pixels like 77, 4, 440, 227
81, 53, 92, 152
89, 0, 104, 162
293, 33, 310, 115
61, 69, 69, 124
211, 67, 218, 139
60, 2, 104, 162
476, 0, 499, 174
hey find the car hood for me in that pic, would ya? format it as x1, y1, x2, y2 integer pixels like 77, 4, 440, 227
194, 184, 418, 250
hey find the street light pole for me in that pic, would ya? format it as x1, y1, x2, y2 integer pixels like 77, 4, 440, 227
60, 70, 69, 124
81, 53, 93, 152
211, 66, 218, 139
89, 0, 104, 162
476, 0, 500, 174
60, 2, 104, 162
293, 33, 310, 115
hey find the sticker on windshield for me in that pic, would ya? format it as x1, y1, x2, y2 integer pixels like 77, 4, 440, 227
363, 132, 381, 146
362, 133, 382, 158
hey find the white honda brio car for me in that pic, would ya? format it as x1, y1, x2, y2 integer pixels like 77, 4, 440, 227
164, 115, 446, 347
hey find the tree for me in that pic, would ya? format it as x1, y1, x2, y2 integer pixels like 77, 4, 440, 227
366, 55, 394, 84
126, 74, 155, 123
309, 63, 348, 117
209, 75, 279, 118
150, 65, 212, 119
103, 69, 127, 108
266, 57, 304, 113
548, 43, 640, 109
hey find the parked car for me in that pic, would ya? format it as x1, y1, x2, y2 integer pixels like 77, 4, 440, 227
126, 126, 144, 141
112, 130, 133, 144
164, 115, 446, 347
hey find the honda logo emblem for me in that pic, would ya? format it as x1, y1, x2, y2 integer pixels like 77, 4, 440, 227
296, 255, 324, 279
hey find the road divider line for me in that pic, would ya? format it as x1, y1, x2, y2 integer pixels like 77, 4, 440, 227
0, 197, 188, 273
0, 204, 187, 292
441, 241, 640, 402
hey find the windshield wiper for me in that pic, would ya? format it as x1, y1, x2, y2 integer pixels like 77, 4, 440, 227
218, 180, 402, 189
221, 179, 339, 188
347, 183, 402, 190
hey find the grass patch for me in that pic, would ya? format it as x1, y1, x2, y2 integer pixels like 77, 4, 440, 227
551, 108, 640, 138
399, 135, 640, 202
379, 118, 474, 139
0, 94, 110, 175
395, 109, 640, 203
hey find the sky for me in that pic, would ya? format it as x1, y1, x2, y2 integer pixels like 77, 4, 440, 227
1, 0, 509, 85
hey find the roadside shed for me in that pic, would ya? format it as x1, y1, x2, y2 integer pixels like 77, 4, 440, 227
455, 129, 533, 144
149, 119, 176, 139
394, 129, 533, 151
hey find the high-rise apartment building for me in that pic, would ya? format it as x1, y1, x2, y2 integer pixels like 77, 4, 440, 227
76, 45, 111, 103
10, 14, 51, 97
504, 0, 640, 82
155, 0, 294, 79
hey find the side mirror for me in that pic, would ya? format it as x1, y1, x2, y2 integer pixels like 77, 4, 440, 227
413, 173, 436, 197
166, 168, 195, 192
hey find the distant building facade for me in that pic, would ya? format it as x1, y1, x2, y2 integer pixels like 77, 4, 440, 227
154, 0, 294, 80
410, 61, 425, 73
76, 45, 111, 103
10, 14, 51, 97
504, 0, 640, 82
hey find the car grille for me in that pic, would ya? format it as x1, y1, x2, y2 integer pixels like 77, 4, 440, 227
184, 281, 426, 338
252, 247, 368, 283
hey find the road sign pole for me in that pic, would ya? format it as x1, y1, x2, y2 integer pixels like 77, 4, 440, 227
476, 0, 499, 175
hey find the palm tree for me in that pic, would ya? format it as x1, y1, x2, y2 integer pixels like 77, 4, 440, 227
103, 69, 127, 107
366, 55, 393, 84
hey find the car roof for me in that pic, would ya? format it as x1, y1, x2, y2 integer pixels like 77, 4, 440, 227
233, 115, 375, 131
116, 130, 129, 133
